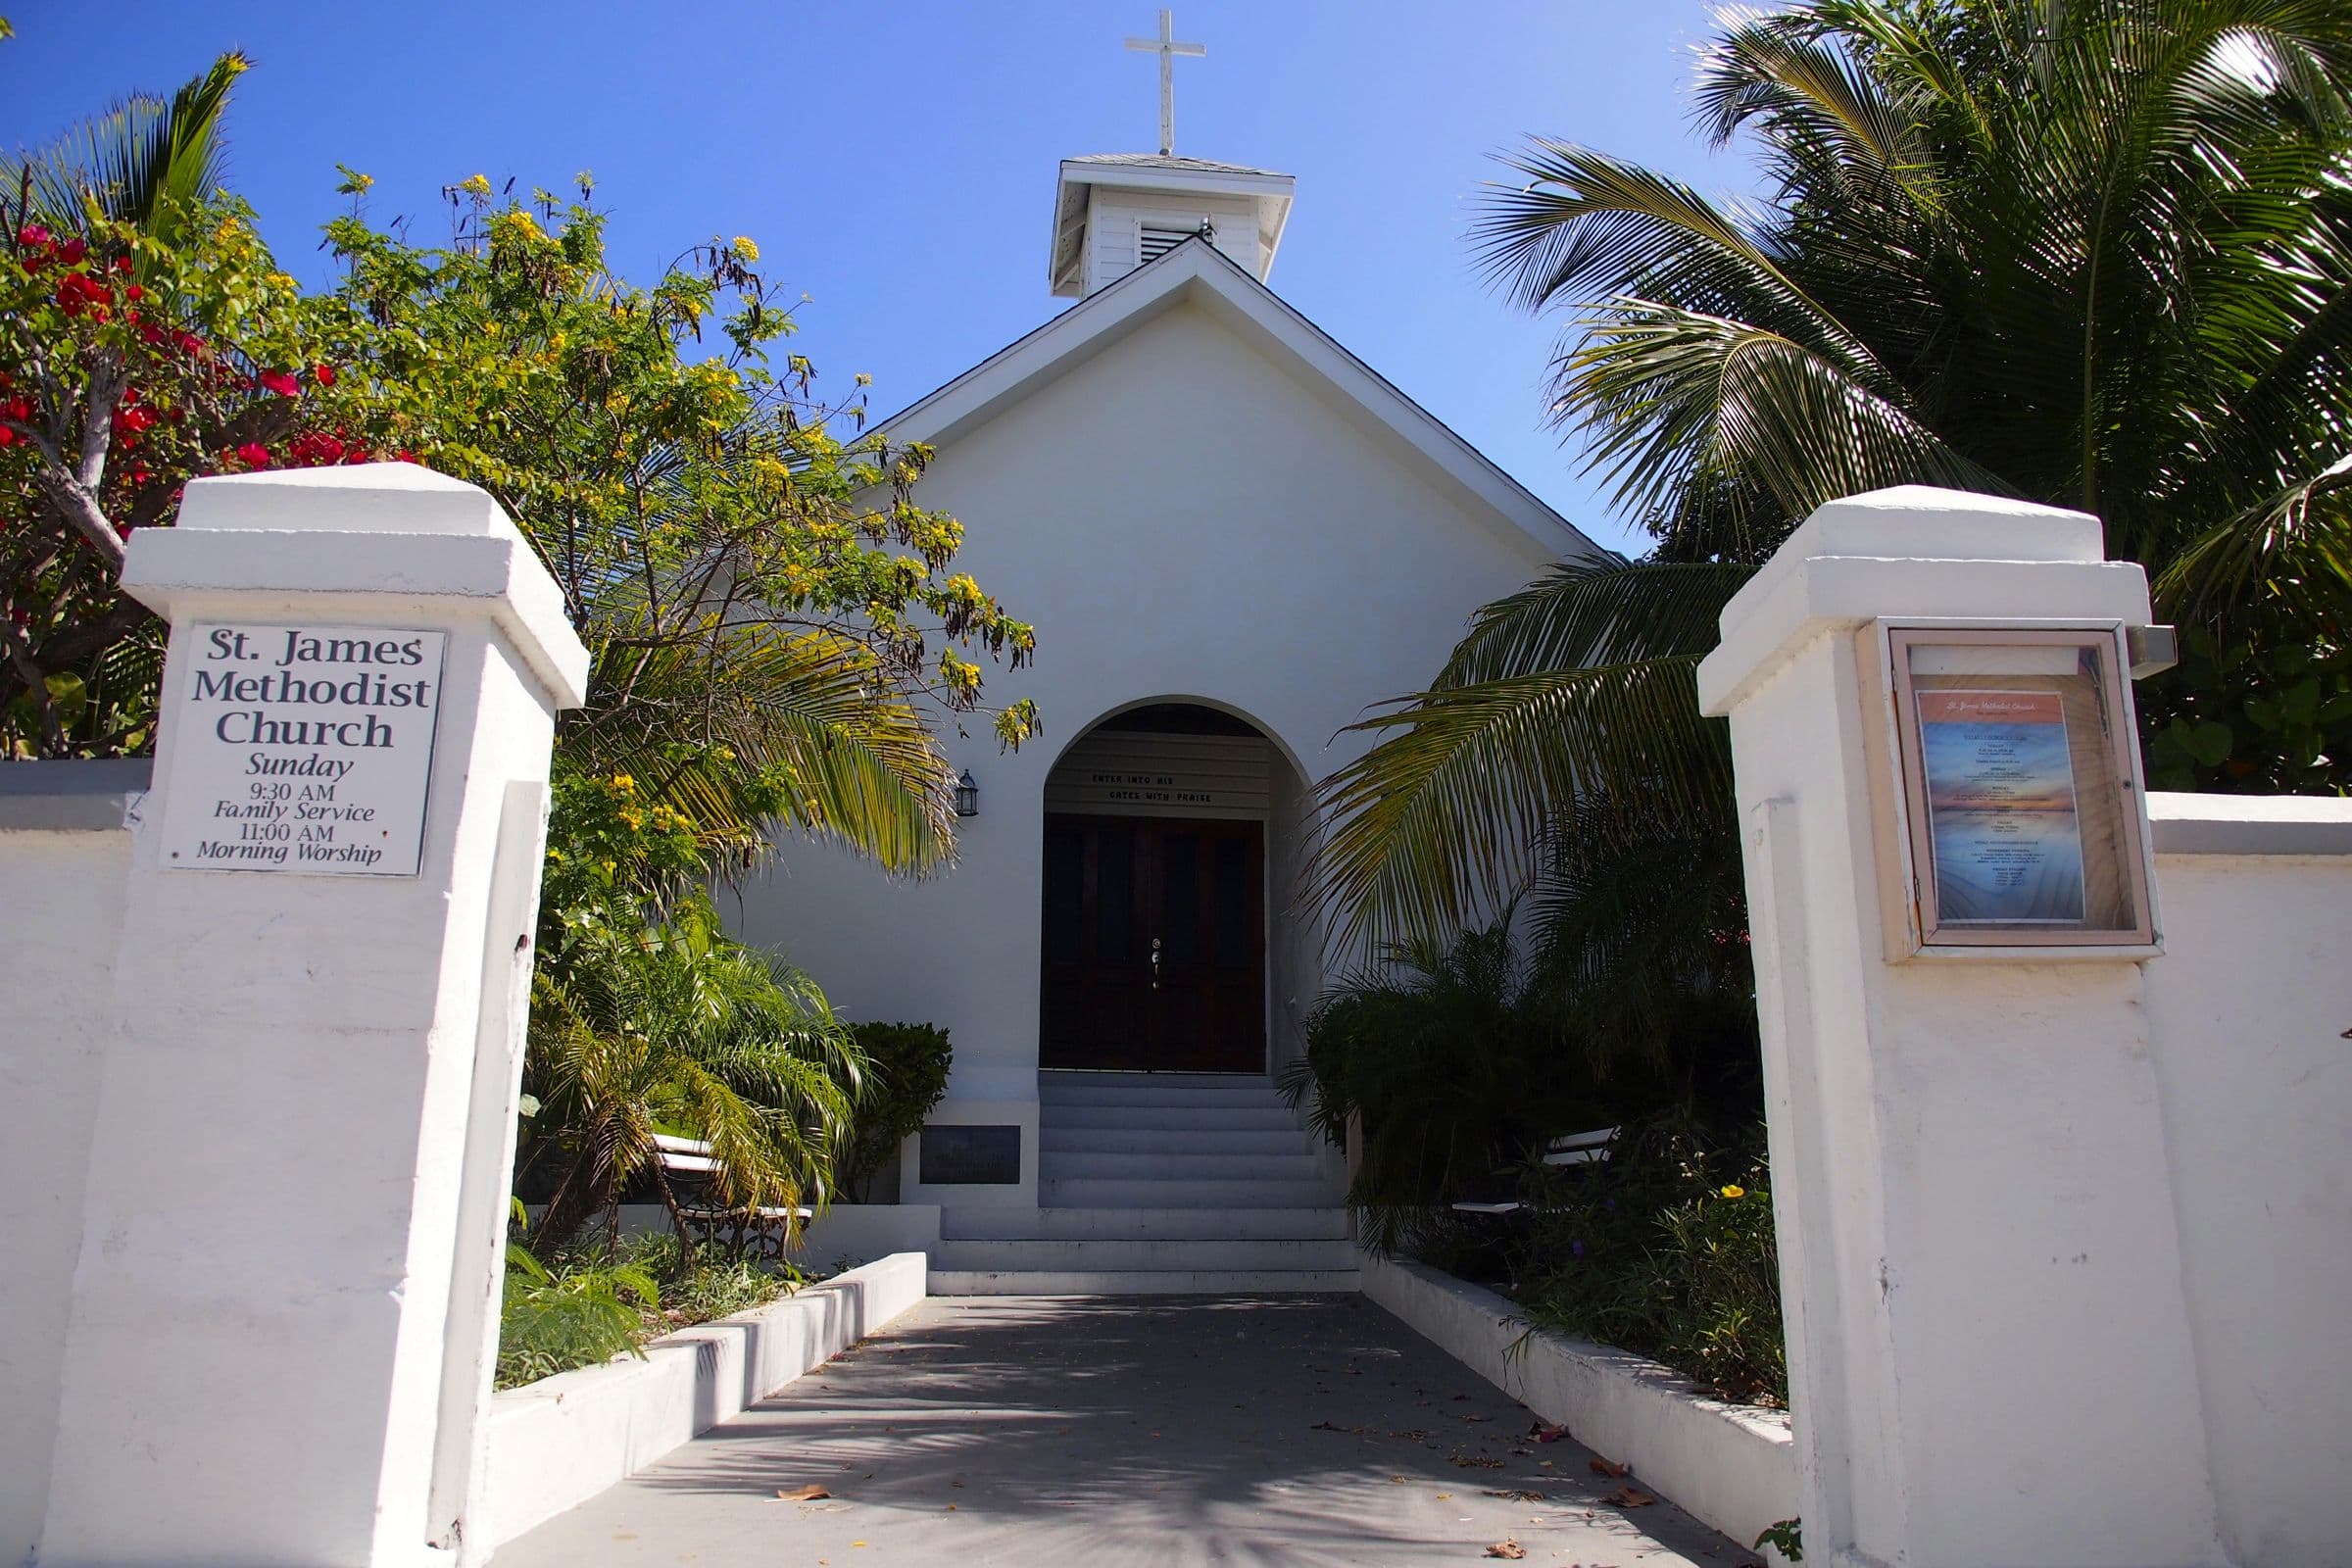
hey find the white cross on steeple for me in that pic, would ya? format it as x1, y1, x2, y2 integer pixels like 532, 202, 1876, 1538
1124, 9, 1205, 157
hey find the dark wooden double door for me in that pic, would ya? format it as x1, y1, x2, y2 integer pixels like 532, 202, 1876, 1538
1041, 813, 1266, 1073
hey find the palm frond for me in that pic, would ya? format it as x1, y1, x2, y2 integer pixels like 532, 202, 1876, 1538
1307, 561, 1747, 950
1567, 302, 2010, 521
567, 616, 956, 877
2154, 451, 2352, 621
2, 52, 247, 244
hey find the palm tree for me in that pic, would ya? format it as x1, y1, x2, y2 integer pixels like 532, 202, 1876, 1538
6, 50, 247, 251
2, 53, 257, 755
523, 884, 865, 1254
1309, 0, 2352, 957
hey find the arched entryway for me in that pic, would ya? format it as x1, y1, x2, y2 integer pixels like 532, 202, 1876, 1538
1037, 700, 1310, 1076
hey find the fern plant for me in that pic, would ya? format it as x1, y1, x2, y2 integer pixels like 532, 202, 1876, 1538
494, 1243, 660, 1391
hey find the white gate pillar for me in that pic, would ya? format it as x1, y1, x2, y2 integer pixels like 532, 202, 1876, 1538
35, 465, 587, 1568
1695, 487, 2223, 1568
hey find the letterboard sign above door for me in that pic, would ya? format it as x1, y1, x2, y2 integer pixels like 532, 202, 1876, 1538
1044, 728, 1272, 819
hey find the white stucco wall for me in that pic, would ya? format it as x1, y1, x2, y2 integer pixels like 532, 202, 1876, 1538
1697, 487, 2352, 1568
0, 788, 135, 1568
733, 298, 1568, 1188
2142, 810, 2352, 1568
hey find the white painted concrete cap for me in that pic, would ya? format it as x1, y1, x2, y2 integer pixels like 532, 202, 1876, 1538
176, 462, 514, 536
2148, 791, 2352, 856
125, 465, 592, 709
1790, 485, 2105, 564
1697, 486, 2147, 715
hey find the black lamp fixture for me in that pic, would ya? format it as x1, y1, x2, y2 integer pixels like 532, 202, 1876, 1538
954, 768, 979, 818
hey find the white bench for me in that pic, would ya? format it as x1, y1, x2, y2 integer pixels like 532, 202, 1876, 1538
654, 1134, 811, 1263
1449, 1125, 1618, 1217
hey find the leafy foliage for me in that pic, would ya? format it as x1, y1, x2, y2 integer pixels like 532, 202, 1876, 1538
313, 173, 1038, 867
1445, 1118, 1786, 1406
840, 1021, 954, 1200
1469, 0, 2352, 791
1284, 921, 1612, 1251
494, 1228, 804, 1390
494, 1241, 658, 1391
1308, 559, 1748, 950
1, 53, 340, 756
520, 764, 869, 1251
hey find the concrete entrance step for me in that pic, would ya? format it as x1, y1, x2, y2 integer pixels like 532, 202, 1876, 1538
1040, 1151, 1322, 1182
1039, 1079, 1286, 1109
942, 1205, 1350, 1242
927, 1267, 1360, 1296
1042, 1176, 1341, 1208
930, 1236, 1359, 1273
1044, 1103, 1302, 1132
1040, 1125, 1311, 1154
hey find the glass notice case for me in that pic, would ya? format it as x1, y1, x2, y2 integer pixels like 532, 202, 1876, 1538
1874, 623, 2159, 956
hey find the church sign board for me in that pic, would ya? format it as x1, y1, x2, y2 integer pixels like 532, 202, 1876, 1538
158, 622, 446, 876
1867, 621, 2159, 957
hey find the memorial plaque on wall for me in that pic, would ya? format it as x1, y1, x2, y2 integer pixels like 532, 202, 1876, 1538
1881, 623, 2156, 952
918, 1124, 1021, 1185
158, 623, 446, 876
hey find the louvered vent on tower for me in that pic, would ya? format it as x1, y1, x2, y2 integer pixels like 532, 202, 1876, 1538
1139, 221, 1205, 264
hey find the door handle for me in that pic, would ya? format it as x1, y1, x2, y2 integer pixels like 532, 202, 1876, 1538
1150, 937, 1162, 991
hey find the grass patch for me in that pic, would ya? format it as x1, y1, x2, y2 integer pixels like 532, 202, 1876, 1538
495, 1230, 814, 1391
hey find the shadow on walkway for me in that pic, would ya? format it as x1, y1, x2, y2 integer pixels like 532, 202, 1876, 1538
499, 1294, 1749, 1567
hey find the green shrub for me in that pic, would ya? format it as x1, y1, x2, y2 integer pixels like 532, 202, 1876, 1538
842, 1021, 952, 1200
495, 1245, 659, 1390
1281, 921, 1627, 1251
1504, 1117, 1785, 1405
495, 1229, 811, 1390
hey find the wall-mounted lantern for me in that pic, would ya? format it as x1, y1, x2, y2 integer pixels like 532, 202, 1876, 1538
955, 768, 980, 818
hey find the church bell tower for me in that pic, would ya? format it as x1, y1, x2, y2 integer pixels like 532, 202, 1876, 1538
1048, 11, 1295, 298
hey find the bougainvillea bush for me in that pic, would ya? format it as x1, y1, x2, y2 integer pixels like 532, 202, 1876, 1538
0, 190, 359, 756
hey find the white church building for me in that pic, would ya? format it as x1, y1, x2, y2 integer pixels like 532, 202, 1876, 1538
737, 135, 1605, 1290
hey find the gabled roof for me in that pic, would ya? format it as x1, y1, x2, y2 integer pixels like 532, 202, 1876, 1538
1065, 152, 1289, 177
878, 237, 1607, 565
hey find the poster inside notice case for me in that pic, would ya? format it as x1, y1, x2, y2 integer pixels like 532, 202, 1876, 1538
1916, 689, 2087, 924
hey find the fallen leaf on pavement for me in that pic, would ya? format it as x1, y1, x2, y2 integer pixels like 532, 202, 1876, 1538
1607, 1486, 1657, 1508
1483, 1489, 1545, 1503
1486, 1543, 1528, 1560
1529, 1422, 1567, 1444
1450, 1455, 1506, 1469
1589, 1456, 1630, 1478
776, 1486, 832, 1501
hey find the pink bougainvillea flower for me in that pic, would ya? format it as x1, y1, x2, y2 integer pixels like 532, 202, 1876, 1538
235, 442, 271, 467
17, 224, 49, 247
312, 364, 337, 388
57, 236, 88, 266
258, 369, 302, 398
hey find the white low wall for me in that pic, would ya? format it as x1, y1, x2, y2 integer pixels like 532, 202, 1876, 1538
1363, 1253, 1794, 1550
2141, 796, 2352, 1568
479, 1250, 926, 1549
0, 763, 143, 1568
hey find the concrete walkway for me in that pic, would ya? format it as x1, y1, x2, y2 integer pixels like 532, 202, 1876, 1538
499, 1295, 1747, 1566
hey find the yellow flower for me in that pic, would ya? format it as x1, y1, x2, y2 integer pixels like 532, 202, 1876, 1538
731, 235, 760, 262
1719, 1184, 1747, 1200
460, 173, 492, 199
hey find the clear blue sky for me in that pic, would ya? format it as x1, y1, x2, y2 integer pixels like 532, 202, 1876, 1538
3, 1, 1757, 556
